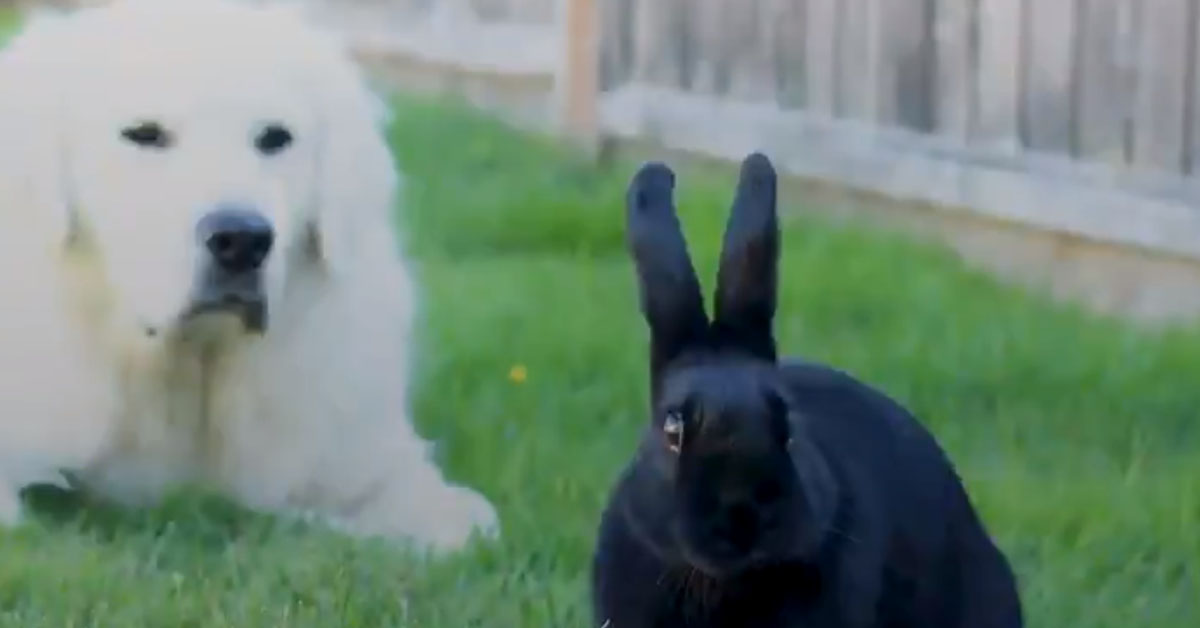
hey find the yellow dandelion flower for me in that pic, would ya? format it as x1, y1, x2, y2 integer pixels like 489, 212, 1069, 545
508, 364, 528, 384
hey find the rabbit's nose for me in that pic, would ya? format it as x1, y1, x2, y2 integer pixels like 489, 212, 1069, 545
712, 503, 760, 551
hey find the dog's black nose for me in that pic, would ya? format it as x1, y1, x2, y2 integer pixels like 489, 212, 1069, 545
197, 205, 275, 273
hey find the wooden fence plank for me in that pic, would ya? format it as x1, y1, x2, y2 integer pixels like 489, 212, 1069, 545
1190, 0, 1200, 174
664, 0, 788, 101
554, 0, 599, 152
689, 0, 727, 94
468, 0, 508, 21
725, 0, 779, 101
1131, 0, 1190, 173
508, 0, 554, 22
769, 0, 809, 109
630, 0, 688, 88
871, 0, 933, 131
805, 0, 838, 116
933, 0, 975, 142
974, 0, 1022, 150
836, 0, 874, 120
468, 0, 554, 22
1023, 0, 1079, 155
1075, 0, 1137, 165
599, 0, 634, 90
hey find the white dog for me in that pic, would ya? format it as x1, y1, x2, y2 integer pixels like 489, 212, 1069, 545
0, 0, 499, 551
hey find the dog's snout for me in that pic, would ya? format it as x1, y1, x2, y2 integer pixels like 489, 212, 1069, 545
197, 206, 274, 273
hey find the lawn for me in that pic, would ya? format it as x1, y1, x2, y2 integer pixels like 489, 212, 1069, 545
0, 10, 15, 43
2, 15, 1199, 627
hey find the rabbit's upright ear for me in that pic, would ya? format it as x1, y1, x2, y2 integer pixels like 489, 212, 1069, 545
712, 152, 780, 362
626, 162, 710, 392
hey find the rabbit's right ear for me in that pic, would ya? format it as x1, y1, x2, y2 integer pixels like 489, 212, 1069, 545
626, 162, 709, 392
713, 152, 780, 362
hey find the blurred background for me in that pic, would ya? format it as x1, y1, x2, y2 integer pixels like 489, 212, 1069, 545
1, 1, 1198, 627
10, 0, 1200, 318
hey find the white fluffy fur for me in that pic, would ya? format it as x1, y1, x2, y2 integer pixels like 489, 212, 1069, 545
0, 0, 499, 551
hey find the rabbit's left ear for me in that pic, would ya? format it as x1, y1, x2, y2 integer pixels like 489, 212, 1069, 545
626, 162, 711, 391
712, 152, 780, 362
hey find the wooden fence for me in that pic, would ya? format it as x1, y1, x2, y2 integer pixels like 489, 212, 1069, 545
304, 0, 1200, 264
17, 0, 1200, 268
604, 0, 1191, 172
595, 0, 1200, 263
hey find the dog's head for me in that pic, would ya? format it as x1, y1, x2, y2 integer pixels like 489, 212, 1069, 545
0, 0, 397, 340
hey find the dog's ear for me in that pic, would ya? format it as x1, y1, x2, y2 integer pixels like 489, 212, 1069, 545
296, 19, 401, 276
0, 13, 78, 249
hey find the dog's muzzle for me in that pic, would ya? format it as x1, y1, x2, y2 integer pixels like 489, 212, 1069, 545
184, 205, 275, 333
186, 267, 269, 332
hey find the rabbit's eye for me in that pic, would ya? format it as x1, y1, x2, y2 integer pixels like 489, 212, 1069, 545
663, 411, 685, 454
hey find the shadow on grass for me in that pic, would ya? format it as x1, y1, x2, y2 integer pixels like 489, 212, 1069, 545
20, 483, 310, 547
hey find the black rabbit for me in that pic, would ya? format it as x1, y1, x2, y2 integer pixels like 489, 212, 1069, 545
590, 153, 1023, 628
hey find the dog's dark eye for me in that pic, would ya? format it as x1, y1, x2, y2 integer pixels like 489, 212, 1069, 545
663, 410, 685, 454
255, 123, 293, 155
121, 121, 172, 149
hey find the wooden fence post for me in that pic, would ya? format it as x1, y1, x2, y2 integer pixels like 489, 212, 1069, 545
554, 0, 600, 157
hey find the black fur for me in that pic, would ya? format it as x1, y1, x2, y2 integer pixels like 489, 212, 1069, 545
591, 153, 1023, 628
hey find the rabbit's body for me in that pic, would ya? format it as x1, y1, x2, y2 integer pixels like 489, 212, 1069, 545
591, 155, 1022, 628
594, 361, 1021, 628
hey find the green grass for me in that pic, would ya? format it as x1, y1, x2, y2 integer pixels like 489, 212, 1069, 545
2, 19, 1199, 624
0, 10, 17, 43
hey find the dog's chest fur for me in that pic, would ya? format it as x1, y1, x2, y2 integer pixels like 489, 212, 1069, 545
80, 329, 286, 506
